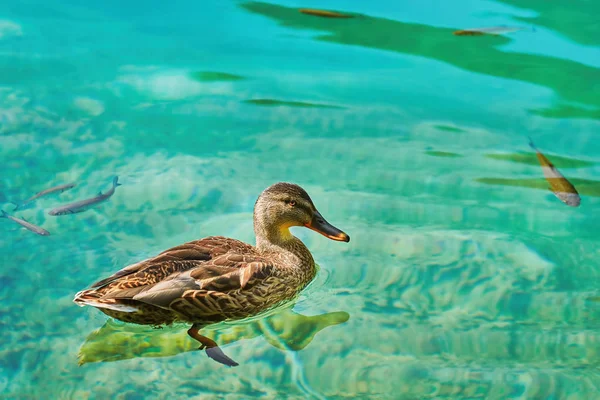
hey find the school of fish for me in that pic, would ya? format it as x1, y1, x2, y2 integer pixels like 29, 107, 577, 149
1, 176, 121, 236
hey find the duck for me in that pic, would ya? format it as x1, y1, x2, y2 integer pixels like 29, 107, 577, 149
73, 182, 350, 367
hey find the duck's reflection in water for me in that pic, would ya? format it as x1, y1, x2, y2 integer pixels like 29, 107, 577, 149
78, 306, 350, 366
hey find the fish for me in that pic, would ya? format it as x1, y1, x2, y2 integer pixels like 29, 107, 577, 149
12, 182, 76, 211
528, 138, 580, 207
453, 26, 534, 36
0, 210, 50, 236
299, 8, 353, 18
48, 176, 121, 216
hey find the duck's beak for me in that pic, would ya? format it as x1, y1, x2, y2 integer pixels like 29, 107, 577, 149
305, 211, 350, 242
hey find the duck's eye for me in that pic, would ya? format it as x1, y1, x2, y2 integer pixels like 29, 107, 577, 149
288, 200, 296, 207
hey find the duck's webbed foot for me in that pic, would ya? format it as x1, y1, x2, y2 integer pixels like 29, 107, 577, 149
205, 346, 239, 367
187, 324, 239, 367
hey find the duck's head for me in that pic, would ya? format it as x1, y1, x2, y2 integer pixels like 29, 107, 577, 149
254, 182, 350, 245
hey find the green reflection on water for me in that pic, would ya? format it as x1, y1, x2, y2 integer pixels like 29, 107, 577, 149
240, 1, 600, 120
497, 0, 600, 47
485, 152, 596, 168
78, 308, 350, 365
476, 177, 600, 197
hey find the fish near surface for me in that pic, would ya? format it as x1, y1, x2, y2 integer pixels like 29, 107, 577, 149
528, 138, 580, 207
0, 210, 50, 236
299, 8, 353, 18
13, 182, 76, 211
453, 26, 534, 36
48, 176, 121, 216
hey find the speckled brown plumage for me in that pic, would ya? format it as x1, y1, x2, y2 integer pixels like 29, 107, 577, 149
75, 236, 311, 326
73, 182, 349, 366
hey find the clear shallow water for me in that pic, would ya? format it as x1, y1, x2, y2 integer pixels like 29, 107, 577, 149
1, 0, 599, 398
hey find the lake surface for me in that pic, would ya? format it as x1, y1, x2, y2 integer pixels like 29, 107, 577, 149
1, 0, 599, 398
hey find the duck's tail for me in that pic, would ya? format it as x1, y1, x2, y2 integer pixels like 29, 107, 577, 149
73, 289, 139, 312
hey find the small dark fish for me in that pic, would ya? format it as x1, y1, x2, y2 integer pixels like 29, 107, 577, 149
299, 8, 353, 18
0, 210, 50, 236
528, 138, 580, 207
453, 26, 534, 36
13, 182, 76, 211
48, 177, 121, 216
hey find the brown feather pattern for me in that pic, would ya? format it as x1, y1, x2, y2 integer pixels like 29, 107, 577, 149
75, 235, 314, 326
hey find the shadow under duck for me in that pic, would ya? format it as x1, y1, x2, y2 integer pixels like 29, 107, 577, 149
74, 182, 350, 366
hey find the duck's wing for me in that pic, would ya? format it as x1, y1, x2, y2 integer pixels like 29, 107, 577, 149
90, 237, 274, 309
126, 256, 274, 309
90, 236, 251, 289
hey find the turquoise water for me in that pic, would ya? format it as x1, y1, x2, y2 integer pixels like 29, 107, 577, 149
1, 0, 600, 398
